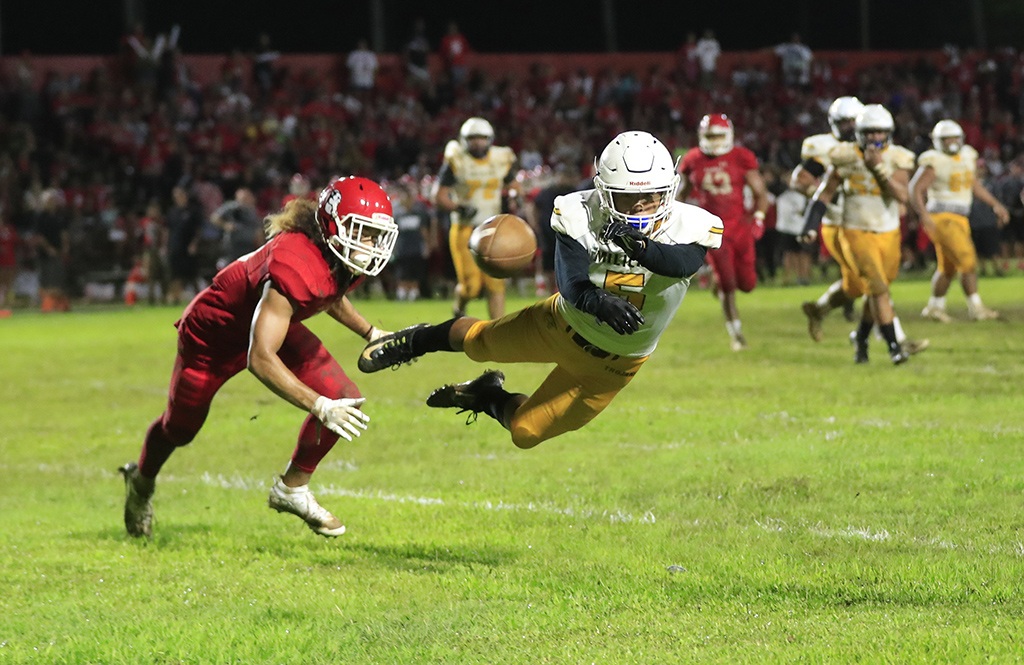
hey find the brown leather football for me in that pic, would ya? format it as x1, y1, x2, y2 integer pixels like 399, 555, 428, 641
468, 214, 537, 278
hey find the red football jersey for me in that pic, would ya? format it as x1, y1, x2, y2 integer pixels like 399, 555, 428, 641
679, 146, 759, 224
178, 232, 347, 348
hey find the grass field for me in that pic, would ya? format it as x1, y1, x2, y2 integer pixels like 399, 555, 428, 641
1, 275, 1023, 664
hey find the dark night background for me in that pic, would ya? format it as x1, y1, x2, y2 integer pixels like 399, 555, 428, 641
3, 0, 1024, 56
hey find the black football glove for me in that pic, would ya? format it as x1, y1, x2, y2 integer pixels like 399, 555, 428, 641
593, 291, 645, 335
455, 204, 478, 221
601, 220, 648, 260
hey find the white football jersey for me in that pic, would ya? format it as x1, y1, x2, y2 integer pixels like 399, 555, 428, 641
801, 133, 843, 226
830, 142, 916, 233
917, 145, 977, 216
551, 189, 723, 357
442, 140, 517, 226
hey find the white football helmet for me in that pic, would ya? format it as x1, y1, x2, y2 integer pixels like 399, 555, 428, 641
854, 105, 895, 149
931, 119, 964, 154
827, 96, 865, 141
698, 113, 734, 156
459, 117, 494, 158
593, 131, 680, 234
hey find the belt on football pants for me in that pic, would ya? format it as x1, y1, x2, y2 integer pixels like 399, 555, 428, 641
565, 325, 619, 360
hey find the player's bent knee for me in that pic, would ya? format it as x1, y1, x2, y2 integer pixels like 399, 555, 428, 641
510, 422, 546, 449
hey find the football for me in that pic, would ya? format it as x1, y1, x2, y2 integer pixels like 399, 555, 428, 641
468, 214, 537, 278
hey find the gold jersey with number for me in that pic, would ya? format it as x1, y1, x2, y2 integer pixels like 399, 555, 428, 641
829, 142, 916, 233
442, 140, 517, 226
801, 133, 844, 226
917, 145, 977, 216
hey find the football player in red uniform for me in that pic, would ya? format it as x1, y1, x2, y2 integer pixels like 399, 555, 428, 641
678, 113, 768, 350
118, 177, 399, 539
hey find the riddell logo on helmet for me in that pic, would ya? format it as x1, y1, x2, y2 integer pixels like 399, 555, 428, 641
629, 180, 651, 186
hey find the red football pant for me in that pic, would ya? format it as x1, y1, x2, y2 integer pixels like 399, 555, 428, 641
708, 226, 757, 294
139, 322, 360, 477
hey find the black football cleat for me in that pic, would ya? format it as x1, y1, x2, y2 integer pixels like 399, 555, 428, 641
426, 370, 506, 423
358, 323, 429, 373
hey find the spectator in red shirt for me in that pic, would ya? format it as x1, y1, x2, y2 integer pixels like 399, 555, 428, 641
439, 21, 471, 88
118, 177, 400, 540
0, 217, 19, 310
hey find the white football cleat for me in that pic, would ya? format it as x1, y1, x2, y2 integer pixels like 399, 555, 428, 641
729, 333, 748, 352
921, 304, 952, 323
968, 305, 1000, 321
268, 478, 346, 537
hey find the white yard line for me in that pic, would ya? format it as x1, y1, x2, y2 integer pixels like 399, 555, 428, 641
755, 516, 1024, 557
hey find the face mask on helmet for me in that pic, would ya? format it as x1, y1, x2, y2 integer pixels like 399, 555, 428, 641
593, 131, 680, 235
316, 177, 398, 276
854, 104, 895, 150
828, 96, 865, 141
931, 119, 964, 154
698, 113, 734, 156
459, 117, 494, 158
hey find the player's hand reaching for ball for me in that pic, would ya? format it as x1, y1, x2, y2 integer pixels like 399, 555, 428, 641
311, 396, 369, 441
602, 221, 648, 260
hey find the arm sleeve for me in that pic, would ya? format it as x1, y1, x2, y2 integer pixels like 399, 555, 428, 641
801, 199, 827, 236
800, 158, 826, 179
437, 163, 457, 187
553, 232, 605, 315
503, 160, 520, 185
636, 240, 707, 278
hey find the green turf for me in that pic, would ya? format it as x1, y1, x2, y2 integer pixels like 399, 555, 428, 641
1, 276, 1022, 663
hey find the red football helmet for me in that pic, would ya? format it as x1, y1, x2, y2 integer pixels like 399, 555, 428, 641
315, 176, 398, 276
698, 113, 735, 156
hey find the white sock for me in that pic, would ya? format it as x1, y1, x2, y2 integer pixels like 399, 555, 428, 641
967, 293, 983, 312
928, 296, 946, 310
275, 478, 307, 494
725, 320, 741, 337
816, 280, 842, 310
892, 316, 906, 343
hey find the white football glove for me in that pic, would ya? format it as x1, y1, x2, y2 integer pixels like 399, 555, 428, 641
311, 396, 369, 441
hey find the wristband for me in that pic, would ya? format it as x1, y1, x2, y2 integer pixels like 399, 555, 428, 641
753, 211, 766, 222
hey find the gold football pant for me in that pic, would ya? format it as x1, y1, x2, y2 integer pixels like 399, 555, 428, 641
462, 295, 648, 449
927, 212, 977, 277
821, 224, 866, 298
449, 223, 505, 299
837, 228, 901, 296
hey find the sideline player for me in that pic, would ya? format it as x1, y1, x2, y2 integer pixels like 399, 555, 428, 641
358, 131, 722, 449
434, 117, 519, 319
910, 119, 1009, 322
118, 177, 399, 538
801, 105, 917, 365
678, 113, 768, 351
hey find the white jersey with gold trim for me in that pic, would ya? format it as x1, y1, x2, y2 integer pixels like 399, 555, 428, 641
550, 189, 723, 357
917, 145, 977, 216
801, 133, 843, 225
442, 140, 517, 226
830, 142, 916, 233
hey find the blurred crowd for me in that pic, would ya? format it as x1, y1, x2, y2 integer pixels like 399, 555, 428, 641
2, 22, 1024, 311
